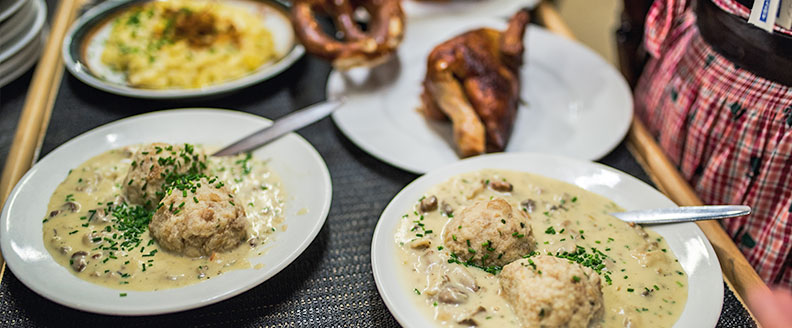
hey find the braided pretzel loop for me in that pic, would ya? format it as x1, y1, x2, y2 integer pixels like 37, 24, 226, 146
292, 0, 405, 69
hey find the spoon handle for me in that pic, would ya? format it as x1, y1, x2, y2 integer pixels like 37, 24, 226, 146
610, 205, 751, 225
212, 99, 344, 156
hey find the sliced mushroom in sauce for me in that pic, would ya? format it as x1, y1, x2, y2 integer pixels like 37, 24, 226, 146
70, 251, 88, 272
489, 180, 513, 192
58, 246, 72, 255
420, 195, 438, 212
520, 199, 536, 213
437, 283, 470, 304
62, 201, 81, 213
441, 202, 454, 216
82, 232, 102, 246
88, 209, 110, 224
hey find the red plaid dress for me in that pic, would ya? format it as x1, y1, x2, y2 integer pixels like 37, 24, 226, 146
635, 0, 792, 286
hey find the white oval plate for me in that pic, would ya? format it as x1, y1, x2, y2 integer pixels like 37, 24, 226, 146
0, 0, 44, 62
372, 153, 723, 327
0, 0, 34, 46
402, 0, 539, 20
0, 109, 332, 315
0, 0, 26, 22
62, 0, 304, 99
329, 16, 632, 174
0, 25, 45, 87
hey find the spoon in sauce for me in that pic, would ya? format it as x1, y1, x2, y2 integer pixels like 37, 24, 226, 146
213, 99, 344, 156
611, 205, 751, 225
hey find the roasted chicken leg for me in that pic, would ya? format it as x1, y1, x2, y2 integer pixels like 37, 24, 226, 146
421, 9, 530, 157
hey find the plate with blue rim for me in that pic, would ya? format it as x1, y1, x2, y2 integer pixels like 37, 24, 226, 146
62, 0, 304, 99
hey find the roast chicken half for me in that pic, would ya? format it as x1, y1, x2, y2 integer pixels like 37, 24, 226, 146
421, 9, 530, 157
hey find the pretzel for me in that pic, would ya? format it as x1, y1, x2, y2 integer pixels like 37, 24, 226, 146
291, 0, 405, 69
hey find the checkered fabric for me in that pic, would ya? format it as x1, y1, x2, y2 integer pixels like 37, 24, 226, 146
636, 0, 792, 286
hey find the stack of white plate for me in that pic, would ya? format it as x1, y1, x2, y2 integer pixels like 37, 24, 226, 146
0, 0, 47, 87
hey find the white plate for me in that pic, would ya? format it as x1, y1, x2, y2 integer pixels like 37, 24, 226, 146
402, 0, 538, 20
329, 16, 633, 174
62, 0, 304, 99
0, 109, 332, 315
0, 0, 26, 22
371, 153, 723, 327
0, 0, 34, 46
0, 0, 43, 62
0, 25, 44, 87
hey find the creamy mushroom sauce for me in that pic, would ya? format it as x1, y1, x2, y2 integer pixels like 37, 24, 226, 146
395, 169, 688, 327
42, 145, 285, 291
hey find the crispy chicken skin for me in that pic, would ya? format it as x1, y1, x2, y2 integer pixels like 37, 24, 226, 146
421, 9, 530, 157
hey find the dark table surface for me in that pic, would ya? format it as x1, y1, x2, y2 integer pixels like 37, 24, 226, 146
0, 1, 756, 327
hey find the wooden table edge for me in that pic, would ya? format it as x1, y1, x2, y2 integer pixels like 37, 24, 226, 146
627, 118, 766, 318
